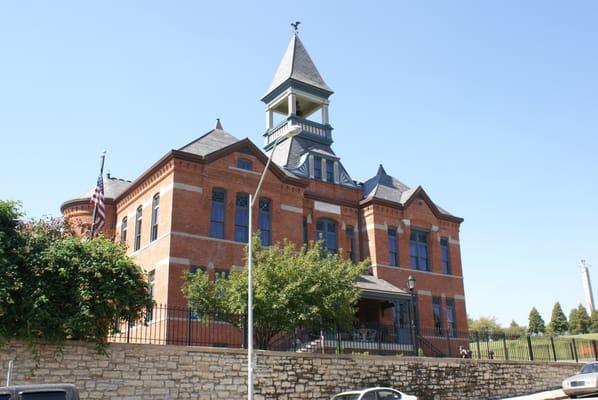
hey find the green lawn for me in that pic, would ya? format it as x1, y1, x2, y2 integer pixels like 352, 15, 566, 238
562, 333, 598, 340
468, 336, 596, 362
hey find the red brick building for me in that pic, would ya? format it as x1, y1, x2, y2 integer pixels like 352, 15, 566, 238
61, 34, 467, 355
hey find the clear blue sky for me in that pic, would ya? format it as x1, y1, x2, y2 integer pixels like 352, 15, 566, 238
1, 1, 597, 327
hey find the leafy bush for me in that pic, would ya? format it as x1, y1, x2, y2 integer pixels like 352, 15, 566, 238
0, 200, 151, 348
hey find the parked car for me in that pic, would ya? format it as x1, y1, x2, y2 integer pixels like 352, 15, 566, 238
330, 386, 417, 400
0, 384, 80, 400
562, 361, 598, 398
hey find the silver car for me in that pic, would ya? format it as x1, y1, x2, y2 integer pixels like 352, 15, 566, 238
562, 362, 598, 398
330, 386, 417, 400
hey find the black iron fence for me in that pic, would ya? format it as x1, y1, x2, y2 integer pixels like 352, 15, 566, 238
107, 304, 598, 362
465, 330, 598, 363
109, 304, 244, 347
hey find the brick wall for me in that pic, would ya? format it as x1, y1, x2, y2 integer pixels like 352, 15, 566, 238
0, 341, 579, 400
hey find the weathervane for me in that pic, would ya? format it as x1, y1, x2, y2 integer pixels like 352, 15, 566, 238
291, 21, 301, 35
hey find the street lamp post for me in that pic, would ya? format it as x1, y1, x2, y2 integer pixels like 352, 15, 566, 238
247, 124, 300, 400
407, 275, 417, 355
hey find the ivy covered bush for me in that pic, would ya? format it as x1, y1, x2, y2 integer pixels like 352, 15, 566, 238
0, 200, 151, 348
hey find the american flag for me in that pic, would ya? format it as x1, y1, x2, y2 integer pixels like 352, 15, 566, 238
90, 173, 105, 236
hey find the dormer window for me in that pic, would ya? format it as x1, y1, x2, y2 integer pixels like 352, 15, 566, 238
313, 156, 322, 179
237, 158, 253, 171
326, 160, 334, 182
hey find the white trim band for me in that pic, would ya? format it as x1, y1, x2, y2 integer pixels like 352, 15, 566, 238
281, 204, 303, 214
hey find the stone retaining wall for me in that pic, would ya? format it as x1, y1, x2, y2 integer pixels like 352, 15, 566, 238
0, 341, 581, 400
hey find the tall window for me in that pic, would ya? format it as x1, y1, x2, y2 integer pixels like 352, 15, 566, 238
316, 218, 337, 254
210, 188, 226, 239
146, 270, 155, 322
303, 216, 308, 244
388, 227, 399, 266
120, 217, 127, 244
326, 160, 334, 182
409, 229, 429, 271
432, 297, 443, 335
446, 298, 456, 337
441, 237, 451, 274
237, 158, 253, 171
234, 193, 249, 242
314, 156, 322, 180
346, 226, 356, 263
258, 198, 271, 246
134, 206, 142, 251
150, 193, 159, 242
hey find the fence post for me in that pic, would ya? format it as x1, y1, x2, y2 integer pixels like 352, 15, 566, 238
187, 308, 192, 346
502, 335, 509, 361
572, 339, 579, 363
126, 316, 131, 344
476, 331, 481, 359
550, 337, 557, 361
527, 335, 534, 361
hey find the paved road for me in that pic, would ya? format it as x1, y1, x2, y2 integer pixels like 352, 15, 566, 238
503, 389, 598, 399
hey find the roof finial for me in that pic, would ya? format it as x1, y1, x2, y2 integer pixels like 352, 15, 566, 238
214, 118, 223, 130
291, 21, 301, 35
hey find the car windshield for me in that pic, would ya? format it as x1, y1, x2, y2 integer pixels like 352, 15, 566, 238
332, 395, 360, 400
581, 363, 598, 374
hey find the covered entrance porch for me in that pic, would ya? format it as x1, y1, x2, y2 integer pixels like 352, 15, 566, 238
291, 275, 418, 355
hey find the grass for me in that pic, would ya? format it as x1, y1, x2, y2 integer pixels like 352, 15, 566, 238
468, 336, 597, 362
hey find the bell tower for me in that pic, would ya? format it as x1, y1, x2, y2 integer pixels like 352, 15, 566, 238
261, 34, 334, 150
261, 33, 356, 188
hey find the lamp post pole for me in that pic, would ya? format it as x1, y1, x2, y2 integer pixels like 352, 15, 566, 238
247, 125, 300, 400
407, 275, 417, 356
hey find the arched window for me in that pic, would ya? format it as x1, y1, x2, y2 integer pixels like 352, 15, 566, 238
346, 225, 356, 263
234, 193, 249, 242
120, 217, 127, 244
316, 218, 337, 254
150, 193, 159, 242
210, 188, 226, 239
134, 206, 142, 251
258, 198, 271, 246
409, 229, 429, 271
237, 158, 253, 171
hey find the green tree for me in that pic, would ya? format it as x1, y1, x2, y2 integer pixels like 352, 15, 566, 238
590, 310, 598, 333
468, 316, 503, 340
576, 304, 590, 334
183, 236, 367, 349
547, 302, 568, 335
504, 320, 527, 338
568, 308, 581, 335
0, 201, 151, 347
0, 200, 24, 321
528, 307, 546, 335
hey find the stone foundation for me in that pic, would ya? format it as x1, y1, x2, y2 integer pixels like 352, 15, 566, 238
0, 341, 581, 400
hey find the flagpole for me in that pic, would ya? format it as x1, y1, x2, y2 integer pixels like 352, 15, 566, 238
90, 151, 107, 238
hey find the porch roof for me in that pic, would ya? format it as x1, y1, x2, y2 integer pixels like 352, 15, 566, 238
355, 275, 411, 301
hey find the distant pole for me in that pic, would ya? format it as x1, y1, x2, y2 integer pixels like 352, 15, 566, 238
581, 260, 595, 313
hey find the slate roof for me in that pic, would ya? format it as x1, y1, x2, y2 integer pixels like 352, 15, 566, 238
265, 35, 332, 96
362, 165, 455, 217
66, 175, 132, 203
178, 120, 239, 157
355, 275, 409, 296
272, 136, 337, 169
